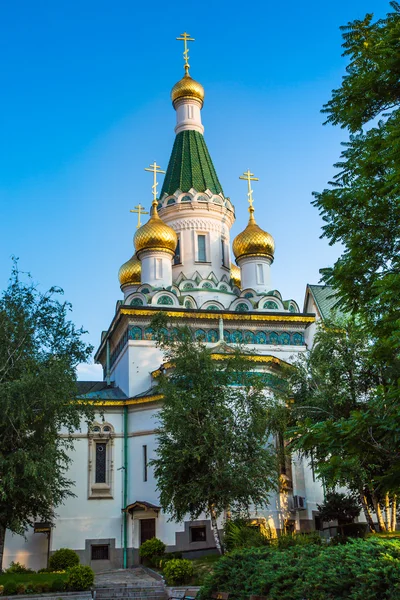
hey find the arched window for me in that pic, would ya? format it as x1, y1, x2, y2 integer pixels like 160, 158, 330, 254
88, 423, 114, 499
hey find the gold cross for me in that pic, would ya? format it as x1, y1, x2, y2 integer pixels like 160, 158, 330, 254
130, 204, 149, 229
144, 161, 166, 203
239, 169, 259, 208
176, 32, 195, 73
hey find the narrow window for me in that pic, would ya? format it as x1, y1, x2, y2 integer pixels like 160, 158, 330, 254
143, 445, 148, 482
174, 237, 181, 265
221, 239, 228, 267
256, 264, 264, 285
198, 235, 206, 262
187, 105, 194, 119
95, 443, 107, 483
156, 258, 162, 279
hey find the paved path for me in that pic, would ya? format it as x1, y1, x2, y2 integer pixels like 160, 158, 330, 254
94, 568, 159, 587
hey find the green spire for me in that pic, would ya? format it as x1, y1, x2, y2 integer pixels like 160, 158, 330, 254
160, 130, 224, 198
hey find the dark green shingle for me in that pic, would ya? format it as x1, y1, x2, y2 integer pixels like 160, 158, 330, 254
308, 285, 343, 320
160, 130, 224, 197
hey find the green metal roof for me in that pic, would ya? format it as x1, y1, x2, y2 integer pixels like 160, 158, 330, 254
307, 285, 343, 320
160, 130, 224, 197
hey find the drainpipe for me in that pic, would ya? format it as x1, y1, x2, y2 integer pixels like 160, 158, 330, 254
106, 340, 111, 386
123, 405, 128, 568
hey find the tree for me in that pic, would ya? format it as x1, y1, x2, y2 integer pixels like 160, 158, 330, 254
149, 314, 278, 553
317, 492, 361, 530
313, 3, 400, 368
280, 316, 399, 532
0, 263, 94, 570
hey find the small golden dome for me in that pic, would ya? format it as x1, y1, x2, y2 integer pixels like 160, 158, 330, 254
171, 72, 205, 107
134, 201, 178, 256
232, 208, 275, 262
230, 263, 241, 288
118, 254, 141, 287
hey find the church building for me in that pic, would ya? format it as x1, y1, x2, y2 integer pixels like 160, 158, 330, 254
4, 35, 338, 572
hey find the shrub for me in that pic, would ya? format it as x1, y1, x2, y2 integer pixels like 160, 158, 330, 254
276, 531, 322, 549
139, 537, 166, 565
0, 585, 4, 596
224, 521, 271, 551
51, 578, 66, 592
24, 582, 35, 595
163, 559, 194, 585
3, 582, 17, 596
37, 568, 50, 573
66, 565, 94, 591
15, 584, 25, 595
198, 538, 400, 600
49, 548, 80, 571
4, 562, 34, 574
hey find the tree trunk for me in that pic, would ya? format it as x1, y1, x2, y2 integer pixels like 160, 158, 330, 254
0, 523, 6, 573
385, 492, 391, 531
360, 493, 376, 532
372, 495, 386, 532
209, 504, 224, 555
391, 495, 397, 532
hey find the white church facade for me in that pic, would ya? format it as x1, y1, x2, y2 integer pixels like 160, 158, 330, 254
4, 38, 338, 572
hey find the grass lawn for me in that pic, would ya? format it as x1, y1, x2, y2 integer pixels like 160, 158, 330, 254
0, 573, 68, 585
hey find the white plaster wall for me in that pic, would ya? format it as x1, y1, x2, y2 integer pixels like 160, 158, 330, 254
128, 343, 164, 397
112, 348, 130, 396
175, 100, 204, 135
140, 250, 173, 288
4, 529, 48, 571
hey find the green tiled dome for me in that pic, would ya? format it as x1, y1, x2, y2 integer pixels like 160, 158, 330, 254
160, 130, 224, 197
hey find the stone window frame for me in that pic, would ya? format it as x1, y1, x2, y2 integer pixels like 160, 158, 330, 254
88, 422, 115, 499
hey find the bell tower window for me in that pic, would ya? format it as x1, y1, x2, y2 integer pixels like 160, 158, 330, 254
198, 235, 206, 262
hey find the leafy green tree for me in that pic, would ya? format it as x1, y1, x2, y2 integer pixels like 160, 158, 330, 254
317, 492, 361, 527
150, 314, 278, 553
280, 316, 399, 531
313, 3, 400, 369
0, 263, 94, 570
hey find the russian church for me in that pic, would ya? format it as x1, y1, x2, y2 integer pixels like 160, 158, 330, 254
4, 36, 339, 571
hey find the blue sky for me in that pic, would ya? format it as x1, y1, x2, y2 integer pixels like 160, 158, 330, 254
0, 0, 387, 379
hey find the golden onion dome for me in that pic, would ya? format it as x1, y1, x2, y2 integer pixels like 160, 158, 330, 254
171, 71, 205, 107
232, 207, 275, 262
134, 201, 178, 256
118, 254, 141, 287
230, 263, 241, 288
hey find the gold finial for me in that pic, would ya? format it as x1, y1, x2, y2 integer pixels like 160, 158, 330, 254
176, 32, 195, 74
130, 204, 149, 229
239, 169, 259, 210
144, 161, 166, 205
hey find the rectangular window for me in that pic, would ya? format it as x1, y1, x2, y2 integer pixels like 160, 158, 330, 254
156, 258, 162, 279
174, 237, 181, 265
221, 239, 227, 267
198, 235, 206, 262
95, 442, 107, 483
91, 545, 109, 560
187, 105, 194, 119
190, 526, 206, 542
256, 264, 264, 285
143, 445, 148, 482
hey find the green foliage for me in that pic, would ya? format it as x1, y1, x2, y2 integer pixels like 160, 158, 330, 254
275, 532, 322, 549
3, 582, 17, 596
4, 563, 34, 575
51, 578, 66, 592
0, 573, 68, 587
163, 559, 194, 585
49, 548, 80, 571
0, 262, 94, 569
199, 538, 400, 600
66, 565, 94, 591
138, 538, 166, 563
223, 521, 271, 551
15, 582, 25, 594
317, 491, 361, 525
150, 313, 278, 552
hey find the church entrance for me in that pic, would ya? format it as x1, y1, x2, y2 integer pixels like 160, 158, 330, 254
140, 518, 156, 545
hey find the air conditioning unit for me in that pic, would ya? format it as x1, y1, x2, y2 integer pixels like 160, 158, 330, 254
292, 495, 307, 510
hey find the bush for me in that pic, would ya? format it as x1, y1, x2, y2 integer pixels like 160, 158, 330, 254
224, 521, 271, 551
163, 559, 194, 585
49, 548, 80, 571
4, 562, 34, 575
139, 537, 166, 565
3, 582, 17, 596
15, 584, 25, 595
24, 582, 35, 595
198, 538, 400, 600
51, 578, 66, 592
276, 531, 322, 549
37, 568, 50, 573
66, 565, 94, 591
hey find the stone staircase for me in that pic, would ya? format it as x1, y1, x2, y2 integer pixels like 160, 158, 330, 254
94, 584, 167, 600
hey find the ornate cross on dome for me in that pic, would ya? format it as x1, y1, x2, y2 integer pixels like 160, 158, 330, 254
145, 162, 166, 204
176, 32, 195, 73
130, 204, 149, 229
239, 169, 259, 209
